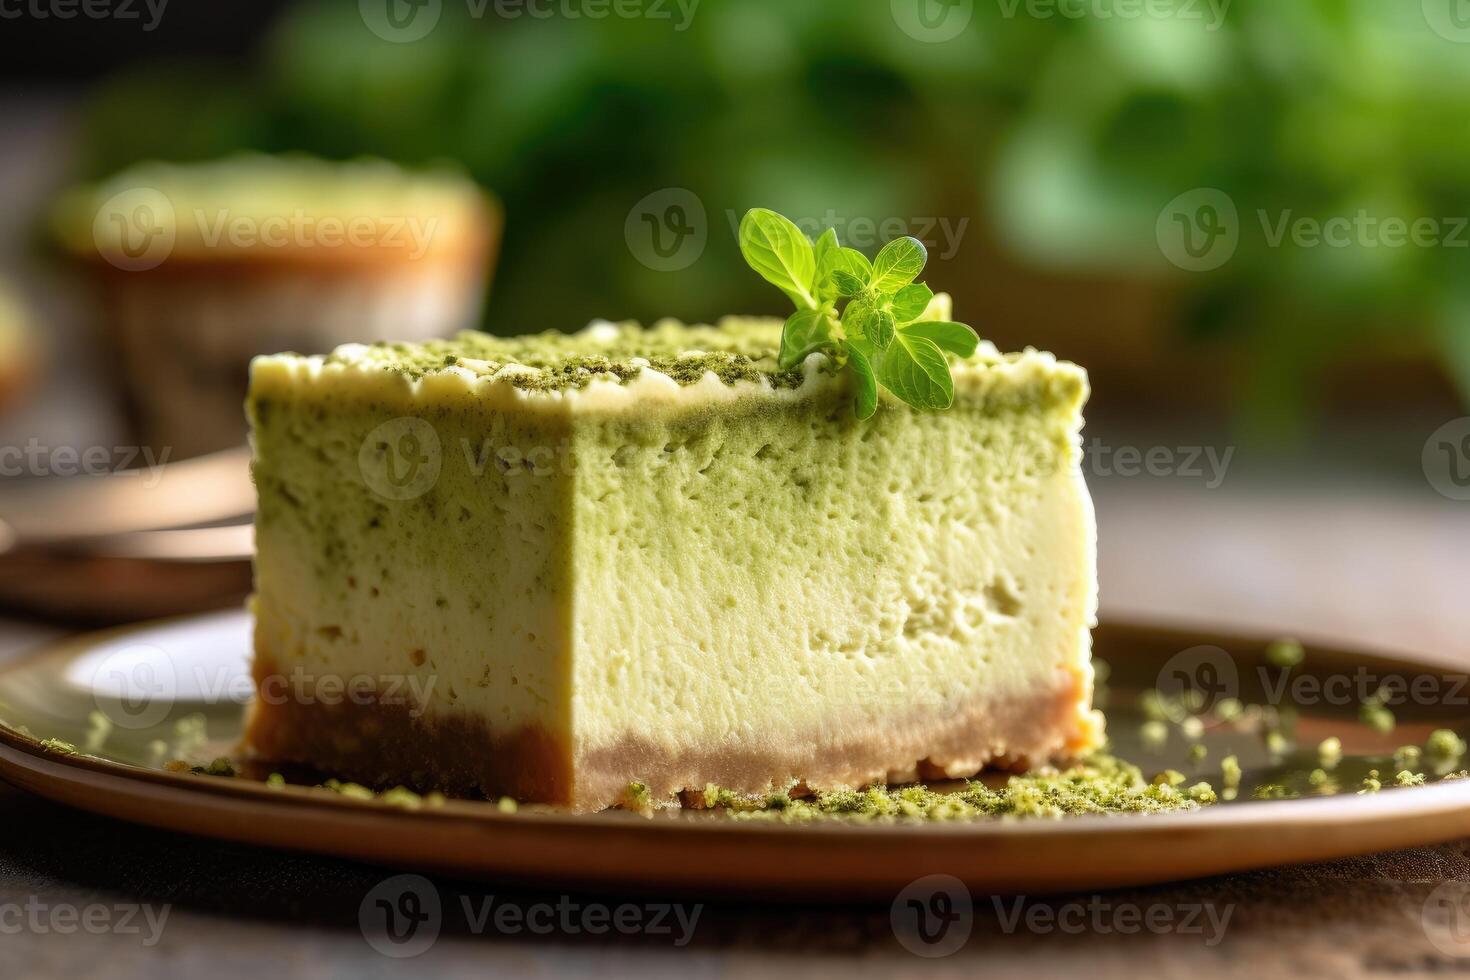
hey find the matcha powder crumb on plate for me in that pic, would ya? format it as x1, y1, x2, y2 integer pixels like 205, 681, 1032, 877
2, 611, 1469, 897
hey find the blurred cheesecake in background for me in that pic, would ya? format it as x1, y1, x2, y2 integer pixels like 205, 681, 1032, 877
0, 281, 39, 417
53, 155, 499, 459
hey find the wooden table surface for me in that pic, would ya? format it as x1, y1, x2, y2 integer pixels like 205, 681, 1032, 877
3, 467, 1469, 978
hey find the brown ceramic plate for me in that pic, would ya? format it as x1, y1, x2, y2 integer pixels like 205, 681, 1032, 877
1, 610, 1468, 899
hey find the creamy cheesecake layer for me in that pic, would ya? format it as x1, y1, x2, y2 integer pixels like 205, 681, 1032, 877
245, 318, 1101, 810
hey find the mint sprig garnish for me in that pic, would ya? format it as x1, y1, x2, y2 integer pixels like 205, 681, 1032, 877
737, 208, 980, 419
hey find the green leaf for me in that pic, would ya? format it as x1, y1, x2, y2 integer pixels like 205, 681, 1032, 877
845, 329, 875, 358
779, 309, 834, 369
832, 246, 872, 283
739, 208, 817, 309
890, 282, 934, 324
878, 332, 954, 410
846, 343, 879, 420
870, 308, 896, 351
842, 298, 878, 346
813, 227, 838, 270
869, 236, 927, 295
737, 210, 967, 421
812, 228, 840, 302
830, 269, 866, 297
912, 290, 951, 323
898, 320, 980, 358
815, 232, 861, 281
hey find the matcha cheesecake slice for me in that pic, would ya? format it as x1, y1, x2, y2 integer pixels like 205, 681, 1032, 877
245, 317, 1101, 811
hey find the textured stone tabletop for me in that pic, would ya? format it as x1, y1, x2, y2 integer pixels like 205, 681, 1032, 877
4, 774, 1470, 978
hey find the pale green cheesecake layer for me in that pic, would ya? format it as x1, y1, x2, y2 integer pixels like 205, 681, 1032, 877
245, 318, 1100, 810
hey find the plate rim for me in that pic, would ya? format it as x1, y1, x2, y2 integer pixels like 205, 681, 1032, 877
4, 611, 1470, 896
7, 717, 1470, 837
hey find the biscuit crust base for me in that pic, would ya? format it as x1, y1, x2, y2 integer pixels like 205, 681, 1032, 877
243, 661, 1101, 812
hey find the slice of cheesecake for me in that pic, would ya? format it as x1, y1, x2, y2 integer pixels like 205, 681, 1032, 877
244, 316, 1101, 811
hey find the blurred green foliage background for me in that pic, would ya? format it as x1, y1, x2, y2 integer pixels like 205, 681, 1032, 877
65, 0, 1470, 432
